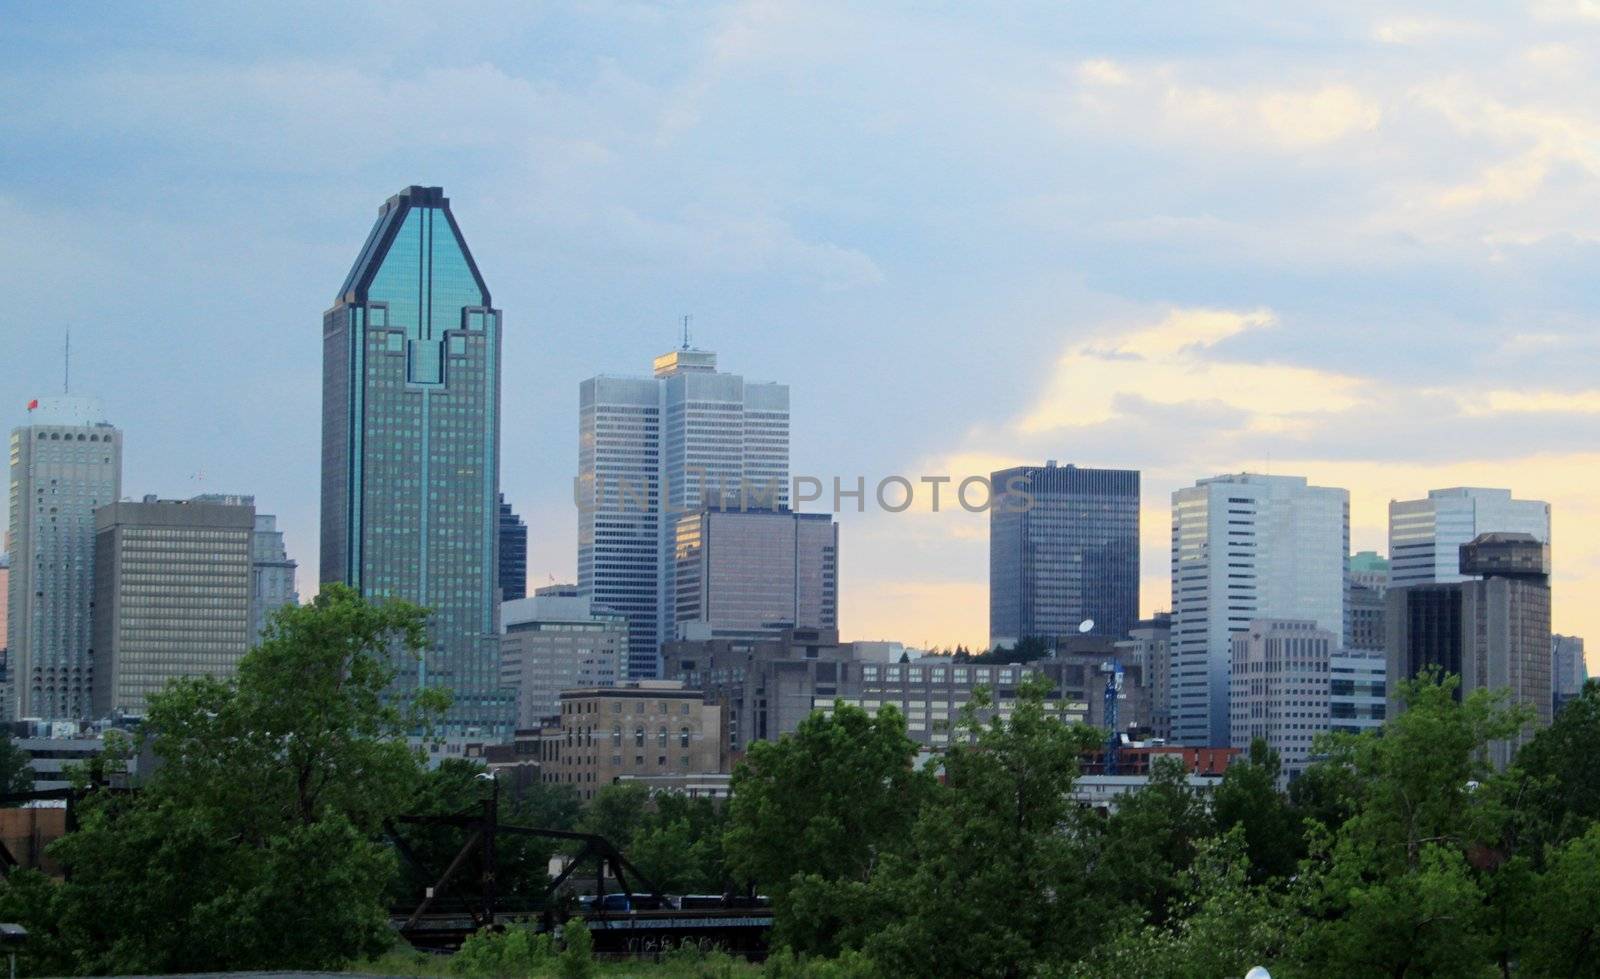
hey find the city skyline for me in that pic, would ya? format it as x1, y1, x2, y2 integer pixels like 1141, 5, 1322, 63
4, 4, 1600, 672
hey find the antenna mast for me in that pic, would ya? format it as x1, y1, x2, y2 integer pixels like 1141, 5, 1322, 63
64, 328, 70, 394
681, 314, 692, 350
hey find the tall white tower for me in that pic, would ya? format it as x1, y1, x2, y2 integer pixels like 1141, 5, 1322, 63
1389, 488, 1550, 587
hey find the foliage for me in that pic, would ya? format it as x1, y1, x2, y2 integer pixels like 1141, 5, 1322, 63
724, 702, 931, 895
451, 923, 553, 978
863, 676, 1104, 977
1211, 738, 1303, 882
47, 585, 444, 975
558, 916, 596, 979
0, 730, 36, 794
629, 793, 731, 893
1517, 822, 1600, 978
1090, 755, 1214, 926
1514, 679, 1600, 853
0, 869, 76, 977
579, 781, 652, 849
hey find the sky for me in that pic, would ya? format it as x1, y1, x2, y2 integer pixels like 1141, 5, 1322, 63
2, 1, 1598, 672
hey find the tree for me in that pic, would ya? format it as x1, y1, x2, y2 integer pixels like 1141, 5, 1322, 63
577, 781, 651, 850
48, 584, 445, 975
863, 676, 1104, 977
1514, 679, 1600, 853
0, 730, 35, 794
1091, 756, 1214, 927
1518, 822, 1600, 978
629, 793, 731, 893
1211, 739, 1302, 882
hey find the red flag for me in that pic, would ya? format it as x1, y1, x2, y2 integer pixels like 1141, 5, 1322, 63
26, 399, 38, 411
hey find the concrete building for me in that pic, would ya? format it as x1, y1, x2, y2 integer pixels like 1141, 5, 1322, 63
1170, 474, 1349, 747
1229, 619, 1335, 779
6, 397, 122, 720
1389, 488, 1549, 587
92, 496, 254, 717
578, 347, 790, 680
320, 186, 508, 738
671, 507, 837, 643
1386, 532, 1552, 768
989, 462, 1140, 648
498, 493, 527, 602
193, 494, 298, 642
533, 681, 723, 801
1347, 551, 1389, 653
500, 587, 628, 729
1330, 649, 1387, 736
1552, 634, 1588, 715
1118, 613, 1171, 741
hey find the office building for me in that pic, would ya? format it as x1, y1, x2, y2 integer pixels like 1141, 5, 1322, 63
498, 493, 527, 601
671, 507, 837, 643
989, 462, 1140, 648
532, 681, 723, 801
1389, 488, 1549, 587
500, 587, 628, 729
1386, 532, 1552, 768
578, 347, 790, 679
6, 397, 122, 720
1229, 619, 1333, 780
1118, 613, 1172, 741
1347, 551, 1388, 653
1552, 635, 1588, 714
1330, 649, 1386, 736
320, 186, 508, 738
193, 494, 298, 642
92, 496, 254, 717
1170, 474, 1348, 747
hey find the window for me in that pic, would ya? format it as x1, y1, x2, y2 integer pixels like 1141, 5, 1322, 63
611, 724, 621, 745
634, 726, 645, 747
679, 727, 691, 748
657, 726, 668, 747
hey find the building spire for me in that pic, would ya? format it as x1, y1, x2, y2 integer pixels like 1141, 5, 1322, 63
681, 313, 692, 351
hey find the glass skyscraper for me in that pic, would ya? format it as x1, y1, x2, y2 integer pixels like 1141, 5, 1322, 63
1389, 488, 1549, 587
988, 462, 1140, 649
497, 492, 527, 602
321, 185, 508, 738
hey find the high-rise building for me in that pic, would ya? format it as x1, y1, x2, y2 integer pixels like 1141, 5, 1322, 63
1170, 474, 1348, 747
1330, 649, 1387, 736
989, 462, 1140, 649
92, 496, 254, 718
1552, 634, 1588, 715
671, 507, 837, 643
1347, 550, 1389, 653
500, 587, 627, 729
0, 553, 9, 719
578, 347, 790, 679
1230, 619, 1335, 780
1386, 532, 1552, 768
320, 185, 508, 738
193, 494, 298, 642
498, 493, 527, 602
1389, 488, 1549, 587
1117, 613, 1172, 741
6, 397, 122, 720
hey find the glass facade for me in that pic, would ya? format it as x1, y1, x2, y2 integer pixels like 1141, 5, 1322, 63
1389, 488, 1549, 586
671, 508, 837, 642
989, 463, 1139, 648
497, 493, 528, 602
321, 186, 508, 738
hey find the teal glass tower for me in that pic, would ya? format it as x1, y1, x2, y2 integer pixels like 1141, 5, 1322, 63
321, 186, 509, 738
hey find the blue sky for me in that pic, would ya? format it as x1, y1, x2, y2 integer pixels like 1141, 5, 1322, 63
3, 1, 1599, 665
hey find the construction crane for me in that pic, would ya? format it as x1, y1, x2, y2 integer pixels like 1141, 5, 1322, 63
1101, 660, 1125, 775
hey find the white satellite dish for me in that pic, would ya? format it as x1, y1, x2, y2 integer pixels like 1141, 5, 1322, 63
1245, 968, 1272, 979
1078, 619, 1095, 634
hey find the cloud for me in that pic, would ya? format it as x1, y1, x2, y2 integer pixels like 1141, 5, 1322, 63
1373, 16, 1490, 45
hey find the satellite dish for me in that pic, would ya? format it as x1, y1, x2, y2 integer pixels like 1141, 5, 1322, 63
1245, 969, 1272, 979
1078, 619, 1095, 634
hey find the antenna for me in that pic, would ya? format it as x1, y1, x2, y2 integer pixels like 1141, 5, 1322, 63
681, 314, 692, 350
64, 328, 70, 394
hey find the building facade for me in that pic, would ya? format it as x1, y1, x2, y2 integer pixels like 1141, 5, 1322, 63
1118, 613, 1172, 741
500, 588, 628, 729
578, 348, 790, 679
533, 681, 723, 801
320, 185, 507, 738
671, 507, 837, 643
1229, 619, 1334, 780
1386, 532, 1552, 768
498, 492, 527, 602
1552, 634, 1588, 715
1389, 488, 1549, 587
193, 494, 298, 642
1170, 474, 1349, 747
1330, 648, 1387, 736
1347, 550, 1389, 653
989, 462, 1140, 648
6, 397, 122, 720
92, 496, 254, 717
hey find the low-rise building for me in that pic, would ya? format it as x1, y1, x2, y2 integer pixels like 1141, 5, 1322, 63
500, 588, 628, 729
533, 681, 722, 802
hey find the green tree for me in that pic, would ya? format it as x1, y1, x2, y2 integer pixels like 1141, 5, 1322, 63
1518, 822, 1600, 978
1091, 755, 1214, 927
1211, 739, 1302, 882
863, 676, 1103, 977
1514, 679, 1600, 853
558, 916, 595, 979
578, 780, 652, 849
0, 730, 35, 794
48, 584, 445, 975
629, 793, 731, 893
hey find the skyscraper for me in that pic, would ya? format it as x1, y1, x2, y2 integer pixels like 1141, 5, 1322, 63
1170, 473, 1348, 747
1230, 619, 1335, 781
1552, 634, 1588, 715
1389, 488, 1549, 587
989, 462, 1140, 649
498, 493, 527, 602
193, 494, 298, 642
578, 347, 790, 678
321, 185, 508, 738
671, 507, 838, 643
1386, 532, 1552, 767
92, 496, 254, 717
6, 397, 122, 720
1347, 550, 1389, 653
